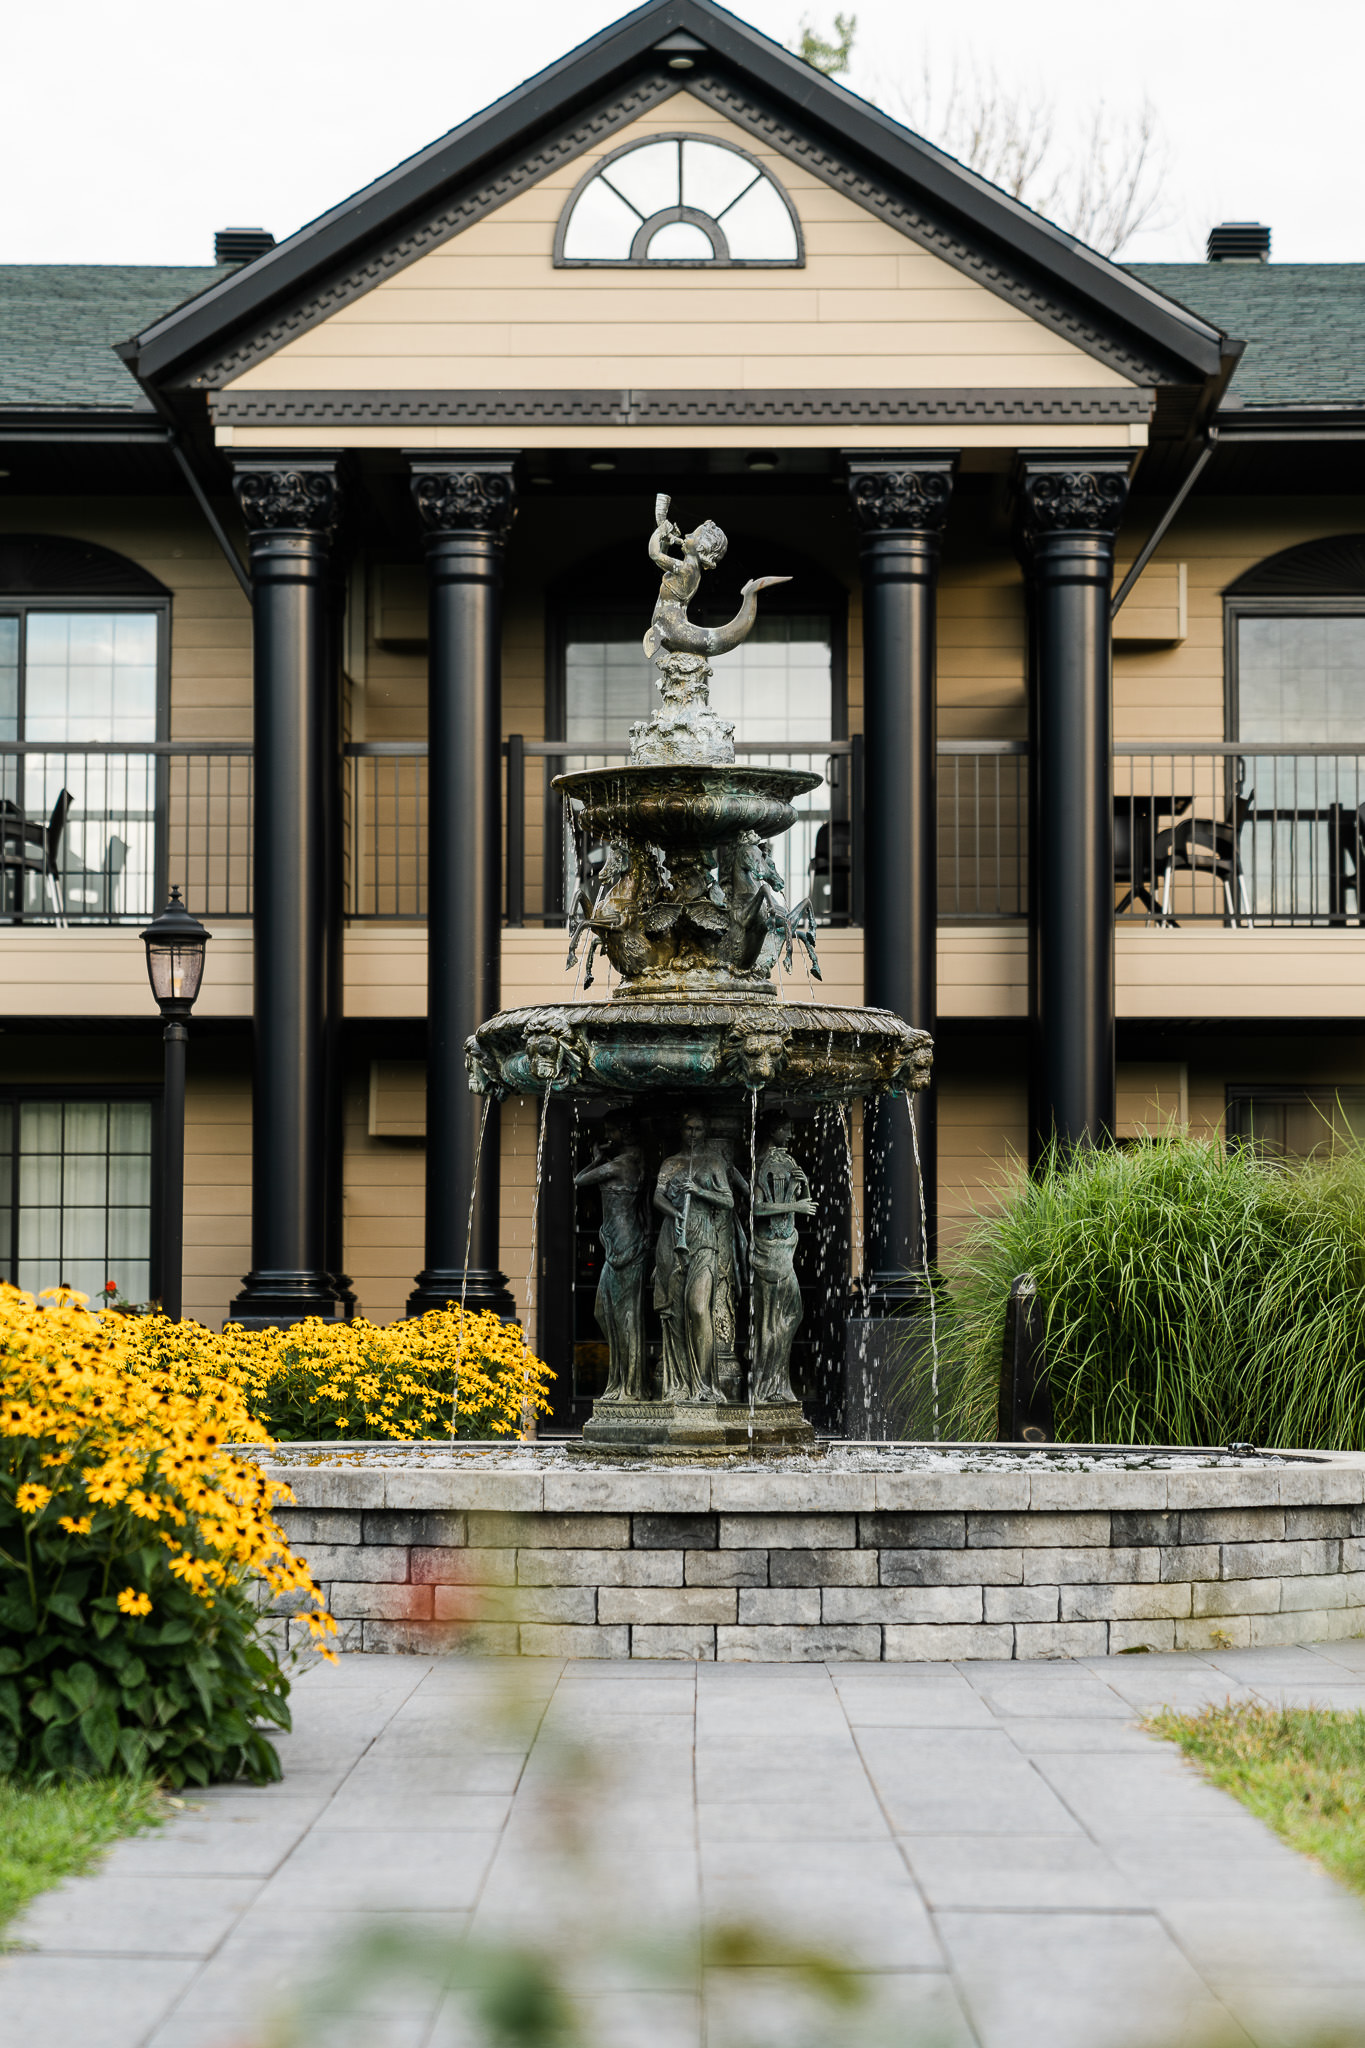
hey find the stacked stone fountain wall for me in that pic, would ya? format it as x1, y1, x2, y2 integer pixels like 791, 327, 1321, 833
263, 1458, 1365, 1662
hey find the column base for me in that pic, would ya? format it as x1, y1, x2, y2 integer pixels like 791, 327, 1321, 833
406, 1268, 516, 1321
855, 1271, 934, 1318
845, 1312, 940, 1440
227, 1269, 349, 1329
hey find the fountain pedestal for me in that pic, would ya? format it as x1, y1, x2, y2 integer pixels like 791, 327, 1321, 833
573, 1398, 817, 1463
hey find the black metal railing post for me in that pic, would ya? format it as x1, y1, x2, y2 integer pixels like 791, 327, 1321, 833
506, 734, 525, 927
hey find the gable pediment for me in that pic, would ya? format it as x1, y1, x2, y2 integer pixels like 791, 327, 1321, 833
212, 93, 1146, 413
123, 0, 1231, 418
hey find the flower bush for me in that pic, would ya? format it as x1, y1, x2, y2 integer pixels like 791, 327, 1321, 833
0, 1284, 333, 1785
121, 1307, 553, 1443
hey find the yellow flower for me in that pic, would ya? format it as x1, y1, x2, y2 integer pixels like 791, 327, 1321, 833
15, 1482, 52, 1514
58, 1514, 93, 1535
116, 1587, 152, 1616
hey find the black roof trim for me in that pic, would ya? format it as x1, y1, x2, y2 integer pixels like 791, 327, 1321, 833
1217, 402, 1365, 438
122, 0, 1230, 393
0, 409, 171, 443
210, 384, 1154, 428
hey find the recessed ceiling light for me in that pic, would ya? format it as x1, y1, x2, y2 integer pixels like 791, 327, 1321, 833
530, 474, 554, 486
589, 459, 616, 472
667, 55, 695, 69
746, 452, 779, 472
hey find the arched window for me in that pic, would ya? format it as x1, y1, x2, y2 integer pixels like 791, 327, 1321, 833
555, 134, 802, 267
1225, 535, 1365, 741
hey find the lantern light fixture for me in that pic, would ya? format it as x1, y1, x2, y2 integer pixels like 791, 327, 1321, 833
140, 886, 211, 1019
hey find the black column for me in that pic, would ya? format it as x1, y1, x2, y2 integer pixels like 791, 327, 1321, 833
229, 459, 346, 1325
1017, 455, 1130, 1157
407, 459, 516, 1320
847, 454, 955, 1304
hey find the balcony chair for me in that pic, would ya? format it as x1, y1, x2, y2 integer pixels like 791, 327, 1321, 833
0, 788, 72, 924
808, 819, 850, 920
1156, 786, 1255, 927
62, 833, 129, 919
1113, 797, 1165, 920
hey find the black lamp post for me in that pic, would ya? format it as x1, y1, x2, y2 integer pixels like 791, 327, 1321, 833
140, 887, 211, 1321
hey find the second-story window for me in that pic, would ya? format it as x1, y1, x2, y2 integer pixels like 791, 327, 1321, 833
1226, 535, 1365, 921
0, 536, 169, 923
15, 612, 158, 743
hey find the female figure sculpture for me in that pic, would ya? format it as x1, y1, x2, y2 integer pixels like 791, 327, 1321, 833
652, 1110, 746, 1402
573, 1117, 647, 1402
750, 1113, 817, 1405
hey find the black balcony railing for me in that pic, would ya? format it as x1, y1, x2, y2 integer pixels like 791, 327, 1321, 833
345, 738, 861, 924
1114, 744, 1365, 926
14, 739, 1361, 932
937, 740, 1028, 920
0, 743, 253, 924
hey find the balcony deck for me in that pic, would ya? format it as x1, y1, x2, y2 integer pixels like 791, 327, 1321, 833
3, 739, 1363, 1023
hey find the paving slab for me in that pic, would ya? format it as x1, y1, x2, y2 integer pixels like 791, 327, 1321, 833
5, 1643, 1365, 2048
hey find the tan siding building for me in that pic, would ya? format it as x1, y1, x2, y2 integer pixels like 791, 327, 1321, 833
2, 0, 1362, 1430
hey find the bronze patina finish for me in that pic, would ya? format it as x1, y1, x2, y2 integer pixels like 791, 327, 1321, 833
464, 496, 931, 1459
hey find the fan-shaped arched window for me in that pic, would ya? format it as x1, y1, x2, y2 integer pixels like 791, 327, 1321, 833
555, 134, 802, 267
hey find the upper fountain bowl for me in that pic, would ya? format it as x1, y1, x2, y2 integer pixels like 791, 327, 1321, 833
553, 763, 820, 847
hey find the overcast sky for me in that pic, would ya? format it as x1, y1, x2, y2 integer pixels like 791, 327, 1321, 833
3, 0, 1358, 267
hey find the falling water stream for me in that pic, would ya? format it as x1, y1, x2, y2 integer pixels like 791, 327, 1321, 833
450, 1095, 493, 1443
747, 1087, 759, 1449
906, 1095, 941, 1439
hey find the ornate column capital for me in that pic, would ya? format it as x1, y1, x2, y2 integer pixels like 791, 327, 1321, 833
408, 457, 518, 541
1015, 454, 1131, 544
845, 454, 957, 535
231, 457, 343, 539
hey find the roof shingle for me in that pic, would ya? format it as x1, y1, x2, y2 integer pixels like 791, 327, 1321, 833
1127, 263, 1365, 407
0, 265, 230, 408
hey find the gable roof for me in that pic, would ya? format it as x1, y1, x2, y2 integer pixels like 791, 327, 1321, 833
120, 0, 1234, 402
1128, 265, 1365, 409
0, 265, 229, 409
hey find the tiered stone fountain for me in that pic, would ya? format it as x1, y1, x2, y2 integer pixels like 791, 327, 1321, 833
467, 496, 931, 1460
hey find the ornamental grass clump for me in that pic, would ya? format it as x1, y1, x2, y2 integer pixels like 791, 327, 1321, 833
938, 1135, 1365, 1449
0, 1283, 334, 1786
122, 1307, 552, 1442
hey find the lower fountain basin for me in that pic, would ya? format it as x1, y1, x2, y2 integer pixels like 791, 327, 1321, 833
467, 999, 932, 1101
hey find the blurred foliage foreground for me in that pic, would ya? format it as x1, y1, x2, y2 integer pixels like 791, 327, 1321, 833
935, 1136, 1365, 1449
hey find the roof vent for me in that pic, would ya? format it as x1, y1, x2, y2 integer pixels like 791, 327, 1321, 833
214, 227, 276, 266
1207, 221, 1270, 263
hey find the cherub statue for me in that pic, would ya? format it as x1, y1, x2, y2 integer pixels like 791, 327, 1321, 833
643, 494, 791, 663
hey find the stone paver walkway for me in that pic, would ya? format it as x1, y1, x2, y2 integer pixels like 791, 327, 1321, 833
7, 1645, 1365, 2047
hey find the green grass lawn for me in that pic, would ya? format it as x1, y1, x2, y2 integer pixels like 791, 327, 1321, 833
0, 1777, 166, 1941
1149, 1701, 1365, 1896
